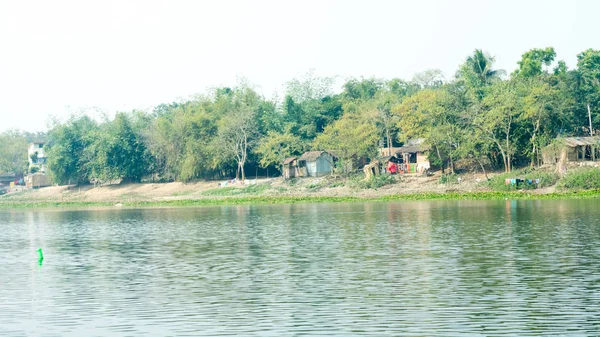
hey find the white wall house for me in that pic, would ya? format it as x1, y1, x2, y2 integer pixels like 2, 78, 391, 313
28, 142, 47, 172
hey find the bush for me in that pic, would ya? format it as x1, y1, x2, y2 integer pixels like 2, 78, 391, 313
439, 174, 459, 184
202, 183, 271, 196
350, 174, 397, 190
557, 168, 600, 190
487, 168, 559, 191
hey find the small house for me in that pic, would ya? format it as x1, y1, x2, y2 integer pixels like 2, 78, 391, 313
297, 151, 335, 177
25, 173, 51, 188
282, 157, 302, 179
28, 142, 47, 172
542, 136, 600, 165
390, 139, 431, 174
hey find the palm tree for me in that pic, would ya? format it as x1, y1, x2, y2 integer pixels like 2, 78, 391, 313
458, 49, 506, 99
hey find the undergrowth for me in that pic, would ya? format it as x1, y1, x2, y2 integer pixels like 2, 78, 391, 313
487, 168, 559, 191
557, 167, 600, 190
201, 183, 271, 196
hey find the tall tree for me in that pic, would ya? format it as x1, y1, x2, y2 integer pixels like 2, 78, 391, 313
514, 47, 556, 78
0, 131, 28, 177
255, 131, 303, 174
458, 49, 505, 100
576, 49, 600, 134
478, 81, 522, 172
46, 116, 98, 185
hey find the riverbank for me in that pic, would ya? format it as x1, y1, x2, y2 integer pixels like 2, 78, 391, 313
2, 168, 600, 208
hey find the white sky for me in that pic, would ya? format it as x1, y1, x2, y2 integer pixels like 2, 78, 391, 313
0, 0, 598, 132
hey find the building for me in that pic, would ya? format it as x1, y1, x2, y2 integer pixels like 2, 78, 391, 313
282, 157, 301, 179
28, 142, 47, 172
25, 172, 52, 188
380, 139, 431, 174
297, 151, 335, 177
542, 136, 600, 165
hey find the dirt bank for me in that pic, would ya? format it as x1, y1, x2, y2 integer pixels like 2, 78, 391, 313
0, 172, 498, 204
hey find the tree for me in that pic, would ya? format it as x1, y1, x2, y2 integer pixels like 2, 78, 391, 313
314, 113, 379, 173
478, 81, 522, 172
393, 89, 461, 173
255, 131, 303, 174
519, 78, 562, 166
218, 89, 260, 181
514, 47, 556, 78
576, 49, 600, 133
85, 113, 148, 184
458, 49, 505, 100
46, 116, 98, 185
411, 69, 445, 89
0, 130, 28, 176
342, 77, 384, 101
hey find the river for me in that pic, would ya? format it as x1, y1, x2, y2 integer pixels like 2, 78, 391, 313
1, 200, 599, 336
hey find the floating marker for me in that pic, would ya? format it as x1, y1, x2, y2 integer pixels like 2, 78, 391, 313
37, 248, 44, 264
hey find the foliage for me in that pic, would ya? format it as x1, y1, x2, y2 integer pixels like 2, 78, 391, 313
557, 168, 600, 190
351, 174, 397, 190
514, 47, 556, 78
314, 113, 379, 173
18, 46, 600, 189
255, 131, 303, 170
0, 131, 28, 176
46, 116, 98, 185
487, 168, 559, 191
201, 183, 271, 196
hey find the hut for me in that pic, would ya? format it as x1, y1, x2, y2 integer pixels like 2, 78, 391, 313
25, 173, 51, 188
282, 157, 304, 179
391, 139, 431, 174
542, 136, 600, 165
297, 151, 335, 177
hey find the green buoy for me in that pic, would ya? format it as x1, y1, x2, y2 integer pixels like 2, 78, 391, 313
37, 248, 44, 265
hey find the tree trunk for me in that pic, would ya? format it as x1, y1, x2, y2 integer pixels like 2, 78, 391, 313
386, 129, 392, 156
505, 128, 511, 172
435, 145, 444, 174
475, 157, 489, 180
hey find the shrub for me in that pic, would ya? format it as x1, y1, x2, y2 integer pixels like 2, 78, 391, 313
557, 168, 600, 190
487, 168, 559, 191
350, 174, 397, 190
439, 174, 459, 184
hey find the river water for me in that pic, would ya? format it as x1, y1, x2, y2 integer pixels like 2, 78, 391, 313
1, 200, 600, 336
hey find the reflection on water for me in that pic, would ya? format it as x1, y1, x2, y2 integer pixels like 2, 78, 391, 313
1, 200, 600, 336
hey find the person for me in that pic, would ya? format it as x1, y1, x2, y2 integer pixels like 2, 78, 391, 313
387, 161, 397, 174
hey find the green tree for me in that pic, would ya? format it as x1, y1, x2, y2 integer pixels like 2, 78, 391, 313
458, 49, 505, 100
478, 80, 522, 172
314, 113, 379, 173
514, 47, 556, 78
85, 113, 148, 183
255, 131, 303, 173
0, 130, 28, 176
576, 49, 600, 133
46, 116, 98, 185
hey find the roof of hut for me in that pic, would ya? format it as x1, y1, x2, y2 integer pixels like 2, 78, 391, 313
283, 157, 296, 165
298, 151, 335, 161
393, 143, 431, 154
560, 136, 600, 147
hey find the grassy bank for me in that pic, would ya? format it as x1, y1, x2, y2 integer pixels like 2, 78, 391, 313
2, 189, 600, 209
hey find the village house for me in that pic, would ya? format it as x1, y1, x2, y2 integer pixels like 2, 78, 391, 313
379, 139, 431, 174
542, 136, 600, 165
284, 151, 335, 178
28, 142, 47, 172
25, 172, 52, 189
282, 157, 301, 179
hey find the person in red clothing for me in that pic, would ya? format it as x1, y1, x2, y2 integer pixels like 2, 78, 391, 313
387, 161, 397, 174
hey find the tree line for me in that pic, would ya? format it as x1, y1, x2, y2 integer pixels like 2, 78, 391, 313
1, 47, 599, 184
